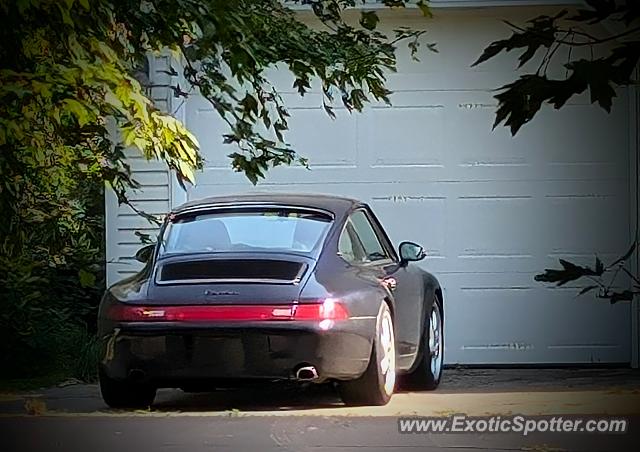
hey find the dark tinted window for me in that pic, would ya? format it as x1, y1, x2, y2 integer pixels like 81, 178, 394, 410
338, 224, 363, 263
338, 210, 390, 264
350, 210, 389, 262
160, 208, 332, 255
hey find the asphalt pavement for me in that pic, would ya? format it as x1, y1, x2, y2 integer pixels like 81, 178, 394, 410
1, 368, 639, 451
3, 415, 640, 452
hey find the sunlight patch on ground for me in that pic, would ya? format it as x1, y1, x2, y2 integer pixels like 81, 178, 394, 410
1, 390, 639, 418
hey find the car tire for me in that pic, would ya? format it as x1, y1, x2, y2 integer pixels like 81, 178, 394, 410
338, 302, 395, 406
99, 368, 157, 409
403, 297, 444, 390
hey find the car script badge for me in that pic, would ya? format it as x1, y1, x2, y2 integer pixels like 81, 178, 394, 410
204, 289, 240, 296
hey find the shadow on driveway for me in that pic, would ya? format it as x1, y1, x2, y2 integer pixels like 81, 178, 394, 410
152, 382, 343, 412
1, 367, 639, 415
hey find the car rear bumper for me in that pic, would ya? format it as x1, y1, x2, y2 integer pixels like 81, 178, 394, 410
99, 319, 374, 385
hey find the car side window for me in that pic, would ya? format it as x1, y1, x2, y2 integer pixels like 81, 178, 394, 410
338, 225, 356, 262
338, 223, 366, 263
349, 210, 390, 262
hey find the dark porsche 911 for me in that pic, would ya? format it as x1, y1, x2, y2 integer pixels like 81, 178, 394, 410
98, 193, 444, 407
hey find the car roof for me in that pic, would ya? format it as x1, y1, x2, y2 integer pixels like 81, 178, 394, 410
172, 192, 361, 217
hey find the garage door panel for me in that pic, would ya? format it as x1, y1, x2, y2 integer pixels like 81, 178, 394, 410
285, 108, 358, 166
384, 71, 530, 93
536, 102, 629, 167
454, 196, 538, 258
441, 273, 630, 364
543, 288, 630, 354
367, 106, 446, 167
186, 107, 234, 169
544, 194, 630, 256
262, 63, 326, 95
187, 182, 396, 204
192, 164, 452, 186
445, 93, 533, 168
192, 163, 367, 187
539, 162, 625, 182
413, 13, 529, 76
279, 91, 325, 108
346, 181, 544, 274
370, 194, 447, 260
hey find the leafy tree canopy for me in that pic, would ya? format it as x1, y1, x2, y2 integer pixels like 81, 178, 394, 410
1, 0, 432, 201
473, 0, 640, 135
0, 0, 435, 257
0, 0, 433, 376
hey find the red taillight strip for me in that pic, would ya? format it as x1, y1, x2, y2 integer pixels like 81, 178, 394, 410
108, 300, 349, 322
293, 298, 349, 321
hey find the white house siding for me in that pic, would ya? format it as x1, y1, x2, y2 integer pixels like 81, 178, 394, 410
105, 56, 175, 285
107, 5, 638, 365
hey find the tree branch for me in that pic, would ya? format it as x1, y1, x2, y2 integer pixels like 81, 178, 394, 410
504, 20, 640, 47
538, 29, 571, 76
620, 267, 640, 286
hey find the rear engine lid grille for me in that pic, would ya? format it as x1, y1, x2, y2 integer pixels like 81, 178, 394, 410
156, 259, 307, 285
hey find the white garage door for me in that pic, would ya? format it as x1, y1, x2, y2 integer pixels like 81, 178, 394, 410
178, 8, 635, 364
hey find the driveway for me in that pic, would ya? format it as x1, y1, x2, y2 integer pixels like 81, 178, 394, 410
2, 367, 639, 416
1, 368, 639, 451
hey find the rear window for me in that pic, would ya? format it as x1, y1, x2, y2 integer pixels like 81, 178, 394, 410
159, 207, 332, 255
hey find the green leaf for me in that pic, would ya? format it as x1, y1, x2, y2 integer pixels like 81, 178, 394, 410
104, 89, 123, 109
360, 11, 380, 31
56, 2, 74, 26
177, 160, 195, 184
78, 269, 96, 288
417, 0, 432, 18
63, 99, 90, 127
323, 103, 336, 119
134, 231, 154, 245
240, 93, 258, 118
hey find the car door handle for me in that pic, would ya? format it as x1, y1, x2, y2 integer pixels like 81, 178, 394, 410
381, 276, 397, 292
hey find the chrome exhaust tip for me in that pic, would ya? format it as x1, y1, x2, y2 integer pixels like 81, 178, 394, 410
295, 365, 319, 381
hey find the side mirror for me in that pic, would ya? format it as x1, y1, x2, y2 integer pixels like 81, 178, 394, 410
135, 244, 155, 263
399, 241, 426, 263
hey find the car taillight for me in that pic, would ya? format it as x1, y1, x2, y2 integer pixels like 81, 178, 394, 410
107, 299, 349, 322
292, 298, 349, 321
